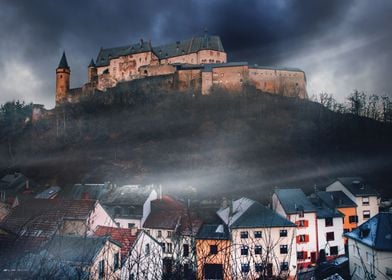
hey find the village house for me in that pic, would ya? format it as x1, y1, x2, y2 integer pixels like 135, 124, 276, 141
326, 177, 380, 226
217, 197, 297, 279
1, 235, 122, 280
0, 198, 117, 259
195, 224, 231, 280
121, 230, 163, 280
345, 212, 392, 280
272, 188, 319, 268
314, 191, 358, 236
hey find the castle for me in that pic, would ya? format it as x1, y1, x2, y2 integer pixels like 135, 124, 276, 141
55, 32, 307, 105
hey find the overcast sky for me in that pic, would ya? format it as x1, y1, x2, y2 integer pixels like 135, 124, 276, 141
1, 0, 391, 108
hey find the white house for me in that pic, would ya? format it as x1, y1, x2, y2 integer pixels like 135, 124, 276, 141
217, 197, 297, 279
272, 188, 318, 268
345, 212, 392, 280
121, 230, 163, 280
326, 177, 380, 226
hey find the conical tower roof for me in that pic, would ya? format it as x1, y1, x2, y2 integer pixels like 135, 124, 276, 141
88, 58, 96, 68
57, 52, 70, 69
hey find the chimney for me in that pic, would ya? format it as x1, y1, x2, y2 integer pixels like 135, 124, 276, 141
25, 180, 30, 190
82, 191, 89, 200
159, 184, 162, 199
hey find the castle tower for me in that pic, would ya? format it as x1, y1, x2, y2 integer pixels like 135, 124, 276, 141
87, 58, 97, 84
55, 52, 70, 105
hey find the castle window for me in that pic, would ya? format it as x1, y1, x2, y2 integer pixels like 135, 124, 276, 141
139, 58, 141, 63
220, 73, 224, 77
60, 75, 62, 78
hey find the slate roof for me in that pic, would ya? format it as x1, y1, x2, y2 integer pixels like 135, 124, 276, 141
308, 195, 345, 219
58, 52, 70, 69
96, 41, 153, 67
336, 177, 379, 197
34, 186, 61, 199
250, 65, 305, 73
231, 201, 296, 229
345, 212, 392, 251
196, 224, 230, 240
43, 235, 118, 264
88, 58, 96, 68
94, 226, 137, 260
274, 188, 317, 214
316, 191, 357, 209
143, 195, 185, 230
153, 35, 224, 60
217, 197, 254, 227
0, 199, 97, 238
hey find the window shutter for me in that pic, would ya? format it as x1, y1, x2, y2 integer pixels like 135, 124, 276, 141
303, 251, 308, 259
296, 236, 300, 243
304, 220, 309, 227
305, 235, 309, 242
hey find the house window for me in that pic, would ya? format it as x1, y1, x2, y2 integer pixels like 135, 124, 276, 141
160, 242, 165, 253
167, 231, 172, 238
157, 230, 162, 238
98, 260, 105, 278
128, 223, 135, 228
114, 252, 120, 269
129, 273, 135, 280
254, 231, 262, 238
296, 220, 308, 227
240, 231, 248, 239
280, 245, 288, 254
280, 262, 289, 271
325, 218, 333, 227
362, 197, 369, 206
183, 244, 189, 257
255, 263, 263, 272
330, 246, 338, 256
167, 243, 173, 253
363, 210, 371, 219
241, 245, 249, 256
145, 244, 150, 255
210, 245, 218, 255
241, 263, 250, 273
299, 211, 304, 218
255, 245, 262, 255
297, 251, 307, 260
297, 234, 309, 243
326, 232, 335, 241
280, 229, 288, 237
349, 215, 358, 224
344, 228, 350, 234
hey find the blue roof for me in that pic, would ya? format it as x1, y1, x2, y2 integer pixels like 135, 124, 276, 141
57, 52, 70, 69
196, 224, 230, 240
274, 188, 317, 214
231, 201, 295, 229
316, 191, 357, 209
345, 212, 392, 251
336, 177, 379, 197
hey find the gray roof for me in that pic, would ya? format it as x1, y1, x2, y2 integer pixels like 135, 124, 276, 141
274, 188, 317, 214
88, 58, 96, 68
250, 65, 305, 73
153, 35, 224, 60
34, 186, 61, 199
96, 41, 153, 67
202, 62, 248, 72
231, 202, 295, 228
345, 212, 392, 251
57, 52, 69, 69
43, 235, 118, 264
336, 177, 379, 197
316, 191, 357, 209
196, 224, 230, 240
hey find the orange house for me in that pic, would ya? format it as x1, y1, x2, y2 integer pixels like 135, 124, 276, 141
195, 224, 231, 280
315, 191, 358, 241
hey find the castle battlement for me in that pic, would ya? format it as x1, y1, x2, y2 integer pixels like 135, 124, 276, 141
55, 33, 307, 106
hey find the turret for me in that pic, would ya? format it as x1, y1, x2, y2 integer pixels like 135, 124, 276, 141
55, 52, 70, 105
88, 58, 97, 84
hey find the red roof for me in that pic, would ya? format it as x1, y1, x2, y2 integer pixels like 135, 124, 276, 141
94, 226, 137, 259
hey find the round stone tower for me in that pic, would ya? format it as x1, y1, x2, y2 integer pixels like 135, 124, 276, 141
56, 52, 70, 105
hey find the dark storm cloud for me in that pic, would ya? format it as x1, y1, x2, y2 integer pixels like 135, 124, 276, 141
0, 0, 391, 107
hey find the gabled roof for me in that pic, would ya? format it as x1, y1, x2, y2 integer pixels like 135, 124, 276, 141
153, 35, 224, 60
231, 201, 295, 229
345, 212, 392, 251
196, 224, 230, 240
94, 226, 137, 260
274, 188, 317, 214
57, 52, 70, 69
42, 235, 118, 264
316, 191, 357, 209
0, 199, 97, 238
217, 197, 254, 227
96, 41, 152, 67
143, 195, 185, 230
336, 177, 379, 197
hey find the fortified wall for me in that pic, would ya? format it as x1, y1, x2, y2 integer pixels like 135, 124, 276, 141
55, 33, 307, 106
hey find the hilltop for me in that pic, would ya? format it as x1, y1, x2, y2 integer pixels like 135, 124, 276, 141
1, 86, 392, 201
